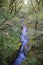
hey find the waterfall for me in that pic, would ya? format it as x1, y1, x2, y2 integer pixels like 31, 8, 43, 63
20, 25, 29, 52
12, 19, 29, 65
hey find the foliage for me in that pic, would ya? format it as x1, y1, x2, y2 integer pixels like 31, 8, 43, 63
0, 0, 43, 65
0, 8, 21, 65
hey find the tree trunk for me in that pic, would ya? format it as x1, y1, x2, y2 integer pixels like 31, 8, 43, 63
35, 15, 38, 30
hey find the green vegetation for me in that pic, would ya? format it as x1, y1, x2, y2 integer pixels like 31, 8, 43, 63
0, 0, 43, 65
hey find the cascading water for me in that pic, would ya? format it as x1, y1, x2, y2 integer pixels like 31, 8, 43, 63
20, 25, 29, 52
12, 18, 29, 65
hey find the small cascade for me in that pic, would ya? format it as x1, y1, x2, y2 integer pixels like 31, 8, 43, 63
20, 25, 29, 52
12, 19, 29, 65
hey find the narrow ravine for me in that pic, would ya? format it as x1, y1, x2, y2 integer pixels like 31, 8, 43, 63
12, 19, 29, 65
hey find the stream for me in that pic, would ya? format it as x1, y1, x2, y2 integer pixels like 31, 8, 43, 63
12, 19, 29, 65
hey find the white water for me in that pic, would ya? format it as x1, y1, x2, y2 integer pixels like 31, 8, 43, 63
12, 19, 29, 65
